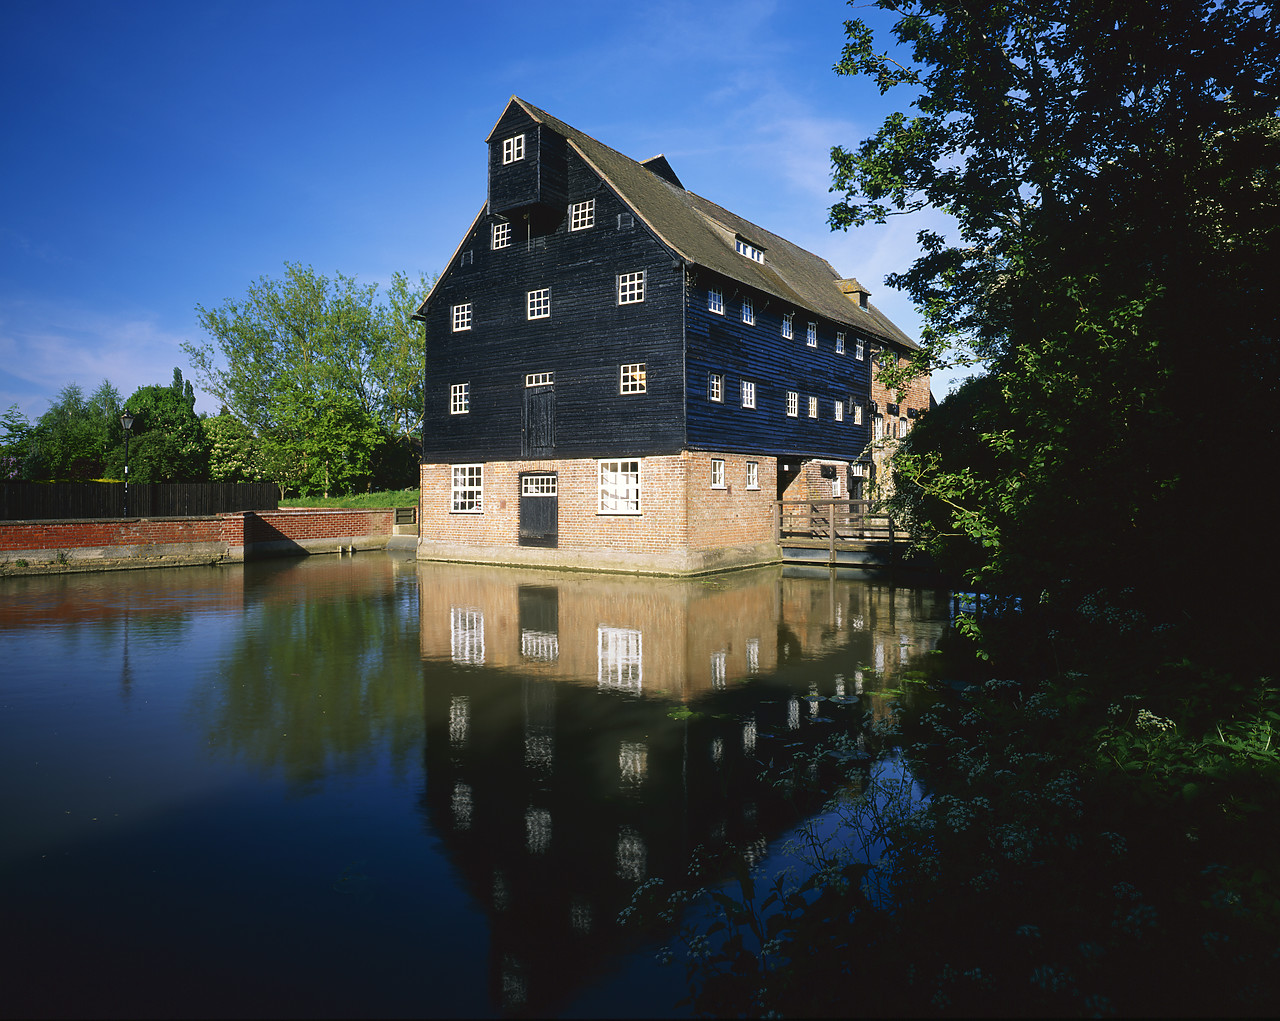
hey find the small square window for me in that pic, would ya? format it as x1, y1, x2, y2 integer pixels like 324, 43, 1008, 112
806, 322, 817, 348
450, 383, 469, 415
451, 464, 483, 513
618, 271, 645, 304
782, 313, 793, 339
786, 390, 798, 417
452, 303, 472, 332
741, 298, 754, 325
620, 363, 647, 394
708, 372, 723, 402
711, 459, 725, 489
808, 396, 818, 419
570, 199, 595, 231
856, 336, 865, 360
835, 399, 844, 422
741, 380, 756, 409
836, 332, 845, 354
492, 222, 511, 249
460, 250, 473, 267
502, 134, 525, 164
708, 288, 723, 315
746, 461, 759, 490
527, 287, 551, 320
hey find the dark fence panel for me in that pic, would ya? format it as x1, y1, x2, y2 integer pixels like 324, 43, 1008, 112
1, 483, 279, 520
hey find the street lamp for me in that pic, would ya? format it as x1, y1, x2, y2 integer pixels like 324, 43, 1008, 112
120, 409, 134, 517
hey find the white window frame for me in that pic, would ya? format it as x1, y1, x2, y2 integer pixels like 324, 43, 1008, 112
620, 363, 646, 394
527, 287, 551, 320
786, 390, 798, 417
450, 382, 469, 415
806, 322, 817, 348
708, 288, 723, 315
618, 271, 645, 304
741, 380, 756, 409
735, 238, 764, 262
502, 133, 525, 164
451, 464, 483, 513
452, 303, 472, 332
741, 297, 754, 325
856, 336, 865, 360
836, 332, 845, 354
746, 461, 759, 490
782, 313, 793, 339
598, 459, 641, 515
808, 395, 819, 419
491, 222, 511, 250
569, 199, 595, 231
711, 458, 725, 489
525, 371, 554, 388
521, 474, 558, 496
854, 402, 864, 425
835, 399, 844, 422
708, 372, 723, 402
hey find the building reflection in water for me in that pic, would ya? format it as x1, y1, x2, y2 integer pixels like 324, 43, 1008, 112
416, 562, 949, 1016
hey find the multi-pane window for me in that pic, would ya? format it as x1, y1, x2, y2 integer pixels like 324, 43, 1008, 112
786, 390, 798, 417
599, 460, 641, 514
836, 332, 845, 354
741, 298, 754, 325
618, 271, 645, 304
746, 461, 759, 490
835, 399, 844, 421
874, 415, 885, 440
451, 464, 483, 513
711, 459, 725, 488
808, 395, 819, 419
741, 380, 756, 408
521, 474, 558, 496
620, 363, 647, 394
708, 288, 723, 315
856, 336, 865, 360
525, 371, 554, 387
806, 322, 817, 348
569, 199, 595, 231
450, 382, 469, 415
502, 133, 525, 164
452, 303, 472, 332
708, 372, 723, 402
854, 401, 864, 425
782, 313, 793, 339
735, 238, 764, 262
527, 288, 551, 319
492, 222, 511, 249
598, 626, 642, 689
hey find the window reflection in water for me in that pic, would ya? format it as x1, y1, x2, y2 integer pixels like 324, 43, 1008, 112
711, 650, 726, 689
451, 781, 472, 830
619, 741, 647, 786
449, 695, 469, 748
598, 626, 642, 692
450, 606, 484, 664
526, 806, 551, 855
570, 896, 592, 934
742, 718, 757, 755
493, 869, 509, 912
616, 827, 645, 881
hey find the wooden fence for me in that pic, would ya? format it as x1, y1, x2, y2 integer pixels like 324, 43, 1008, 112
1, 482, 279, 520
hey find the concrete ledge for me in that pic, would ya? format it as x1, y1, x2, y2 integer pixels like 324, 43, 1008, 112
415, 538, 782, 576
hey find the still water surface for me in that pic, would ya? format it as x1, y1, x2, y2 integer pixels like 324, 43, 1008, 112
0, 554, 949, 1017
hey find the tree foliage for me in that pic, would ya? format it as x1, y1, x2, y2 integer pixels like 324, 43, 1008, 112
183, 263, 432, 497
106, 368, 211, 483
17, 380, 124, 480
831, 0, 1280, 634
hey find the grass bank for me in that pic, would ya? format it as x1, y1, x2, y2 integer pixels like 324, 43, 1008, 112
280, 489, 418, 509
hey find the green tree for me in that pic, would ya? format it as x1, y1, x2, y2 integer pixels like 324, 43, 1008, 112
183, 263, 431, 497
106, 368, 211, 482
831, 0, 1280, 632
25, 380, 125, 480
202, 410, 265, 483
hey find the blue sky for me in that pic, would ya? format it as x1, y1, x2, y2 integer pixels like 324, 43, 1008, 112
1, 0, 963, 422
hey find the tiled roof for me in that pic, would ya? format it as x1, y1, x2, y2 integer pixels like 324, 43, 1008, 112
513, 97, 917, 350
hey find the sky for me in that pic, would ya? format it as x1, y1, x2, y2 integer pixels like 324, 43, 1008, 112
1, 0, 968, 424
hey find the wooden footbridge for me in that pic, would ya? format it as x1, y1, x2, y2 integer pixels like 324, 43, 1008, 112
775, 499, 909, 568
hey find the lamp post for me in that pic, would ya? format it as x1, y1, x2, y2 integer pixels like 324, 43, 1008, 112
120, 409, 134, 517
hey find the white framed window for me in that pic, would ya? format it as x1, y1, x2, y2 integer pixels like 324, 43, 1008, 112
527, 287, 551, 320
618, 271, 645, 304
746, 461, 759, 490
451, 464, 483, 513
569, 199, 595, 231
836, 332, 845, 354
808, 395, 819, 419
708, 288, 723, 315
854, 401, 864, 425
502, 133, 525, 164
806, 322, 817, 348
525, 371, 554, 387
835, 399, 844, 422
741, 380, 756, 408
874, 416, 885, 440
786, 390, 798, 417
735, 238, 764, 262
708, 372, 723, 402
521, 474, 557, 496
711, 459, 725, 488
492, 222, 511, 249
460, 250, 473, 267
619, 363, 646, 394
856, 336, 865, 360
741, 298, 754, 325
450, 382, 469, 415
782, 313, 793, 339
900, 417, 909, 436
599, 459, 641, 515
452, 303, 472, 332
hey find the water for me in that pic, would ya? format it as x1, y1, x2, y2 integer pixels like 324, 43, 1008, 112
0, 554, 949, 1018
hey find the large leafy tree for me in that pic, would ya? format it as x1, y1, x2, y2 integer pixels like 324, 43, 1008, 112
831, 1, 1280, 628
183, 263, 432, 496
21, 380, 124, 480
107, 368, 211, 483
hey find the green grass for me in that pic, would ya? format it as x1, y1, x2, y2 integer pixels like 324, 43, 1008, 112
280, 489, 418, 509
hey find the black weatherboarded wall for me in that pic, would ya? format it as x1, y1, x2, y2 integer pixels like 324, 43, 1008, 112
1, 483, 279, 521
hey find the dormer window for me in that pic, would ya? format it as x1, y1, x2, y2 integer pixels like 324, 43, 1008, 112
502, 134, 525, 164
735, 238, 764, 263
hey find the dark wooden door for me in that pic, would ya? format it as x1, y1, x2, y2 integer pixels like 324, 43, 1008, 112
522, 386, 555, 457
519, 473, 558, 548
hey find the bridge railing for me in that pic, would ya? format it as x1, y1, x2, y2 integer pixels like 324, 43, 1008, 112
775, 499, 903, 546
